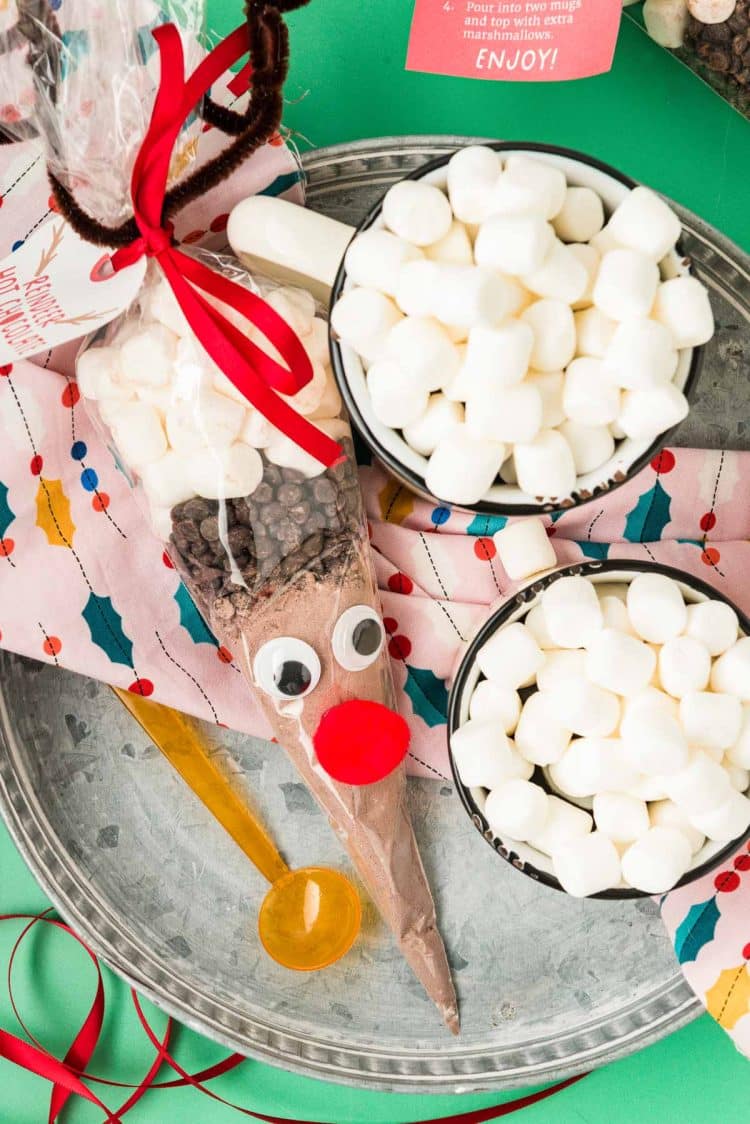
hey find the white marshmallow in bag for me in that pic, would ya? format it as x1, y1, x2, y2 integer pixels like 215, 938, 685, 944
685, 600, 739, 656
425, 220, 474, 266
522, 300, 576, 372
502, 154, 567, 220
527, 371, 566, 428
450, 719, 520, 789
514, 690, 571, 766
529, 795, 592, 857
120, 323, 178, 387
394, 260, 441, 318
241, 409, 277, 449
643, 0, 690, 48
310, 372, 343, 421
521, 240, 589, 305
485, 779, 550, 840
493, 518, 556, 581
691, 790, 750, 844
469, 680, 521, 733
384, 316, 461, 393
514, 429, 577, 499
112, 402, 167, 468
266, 286, 316, 338
462, 321, 534, 390
466, 384, 542, 445
621, 690, 689, 775
553, 187, 605, 244
627, 573, 687, 643
367, 360, 429, 428
658, 636, 711, 698
141, 450, 197, 508
303, 317, 330, 365
604, 318, 679, 389
663, 751, 732, 816
143, 280, 190, 336
330, 287, 402, 360
475, 214, 555, 277
621, 827, 692, 894
402, 394, 464, 456
166, 392, 246, 454
344, 229, 424, 296
542, 575, 604, 649
558, 420, 615, 475
652, 276, 715, 349
187, 442, 263, 500
552, 831, 622, 897
649, 799, 705, 854
264, 418, 347, 480
618, 383, 689, 441
563, 358, 621, 427
281, 359, 329, 417
382, 179, 453, 246
575, 307, 617, 359
593, 792, 650, 843
585, 629, 656, 698
607, 186, 682, 263
593, 250, 660, 321
680, 691, 743, 751
425, 427, 506, 505
476, 622, 545, 691
711, 638, 750, 701
76, 347, 133, 402
431, 265, 523, 329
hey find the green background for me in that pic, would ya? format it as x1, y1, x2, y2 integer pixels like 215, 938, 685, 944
1, 2, 749, 1121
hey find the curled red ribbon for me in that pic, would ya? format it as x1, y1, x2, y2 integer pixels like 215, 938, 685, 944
111, 23, 342, 471
0, 911, 587, 1123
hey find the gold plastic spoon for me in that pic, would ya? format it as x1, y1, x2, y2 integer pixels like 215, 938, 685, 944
113, 689, 361, 971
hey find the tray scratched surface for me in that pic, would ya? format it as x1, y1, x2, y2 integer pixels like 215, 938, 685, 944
1, 136, 748, 1094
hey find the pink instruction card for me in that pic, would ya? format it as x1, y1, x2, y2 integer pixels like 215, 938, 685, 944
406, 0, 622, 81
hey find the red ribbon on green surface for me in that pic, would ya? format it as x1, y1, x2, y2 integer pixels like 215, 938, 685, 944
0, 911, 586, 1123
110, 22, 343, 471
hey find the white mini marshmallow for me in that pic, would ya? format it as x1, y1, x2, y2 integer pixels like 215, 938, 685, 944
514, 690, 572, 766
514, 428, 577, 499
563, 357, 621, 427
586, 629, 657, 698
663, 751, 732, 816
690, 790, 750, 844
521, 240, 589, 305
469, 679, 521, 733
331, 287, 402, 360
627, 775, 670, 802
526, 370, 566, 428
140, 451, 197, 508
466, 383, 543, 444
120, 324, 178, 388
166, 392, 246, 454
542, 575, 604, 649
266, 286, 316, 338
529, 795, 592, 856
594, 791, 650, 843
425, 427, 505, 505
627, 572, 687, 644
367, 360, 429, 428
493, 518, 556, 581
475, 214, 555, 277
113, 402, 167, 468
450, 720, 520, 789
621, 689, 689, 775
575, 307, 617, 358
593, 250, 660, 322
281, 359, 329, 417
589, 224, 624, 257
604, 318, 678, 389
462, 321, 534, 389
643, 0, 689, 49
711, 638, 750, 701
552, 831, 622, 897
680, 691, 743, 751
485, 779, 550, 840
652, 276, 715, 349
524, 604, 557, 651
402, 393, 463, 455
607, 186, 682, 262
446, 146, 502, 225
500, 454, 518, 485
394, 260, 440, 318
550, 738, 638, 797
476, 622, 545, 691
76, 347, 132, 402
310, 372, 343, 421
303, 316, 330, 365
344, 229, 423, 296
384, 316, 461, 393
536, 649, 587, 692
546, 680, 621, 739
241, 409, 277, 448
725, 759, 750, 793
432, 266, 525, 329
688, 0, 737, 21
553, 186, 605, 244
522, 300, 576, 372
568, 243, 600, 310
685, 600, 739, 657
187, 442, 263, 500
599, 594, 636, 635
143, 280, 190, 336
425, 220, 474, 265
658, 636, 711, 698
621, 827, 692, 893
649, 799, 705, 853
726, 705, 750, 769
502, 154, 567, 220
618, 383, 689, 441
382, 179, 453, 246
558, 420, 615, 475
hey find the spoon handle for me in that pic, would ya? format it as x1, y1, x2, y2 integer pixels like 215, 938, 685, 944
113, 688, 289, 886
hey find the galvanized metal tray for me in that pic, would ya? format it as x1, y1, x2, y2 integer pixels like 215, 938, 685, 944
0, 137, 748, 1095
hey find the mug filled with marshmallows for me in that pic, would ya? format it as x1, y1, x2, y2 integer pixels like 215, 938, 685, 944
448, 553, 750, 899
328, 143, 715, 514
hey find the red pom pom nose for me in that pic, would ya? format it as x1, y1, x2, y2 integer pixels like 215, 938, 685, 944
313, 700, 410, 785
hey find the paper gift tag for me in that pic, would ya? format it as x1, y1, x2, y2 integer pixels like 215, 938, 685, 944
0, 218, 146, 364
406, 0, 622, 81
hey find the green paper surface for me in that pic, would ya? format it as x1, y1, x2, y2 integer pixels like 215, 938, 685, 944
1, 1, 749, 1119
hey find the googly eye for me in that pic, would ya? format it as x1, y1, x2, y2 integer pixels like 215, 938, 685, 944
333, 605, 385, 672
253, 637, 321, 701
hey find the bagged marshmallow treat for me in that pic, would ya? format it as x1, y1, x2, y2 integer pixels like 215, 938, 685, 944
3, 0, 458, 1030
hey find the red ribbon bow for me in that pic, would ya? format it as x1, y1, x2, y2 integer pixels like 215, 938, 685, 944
111, 23, 342, 470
